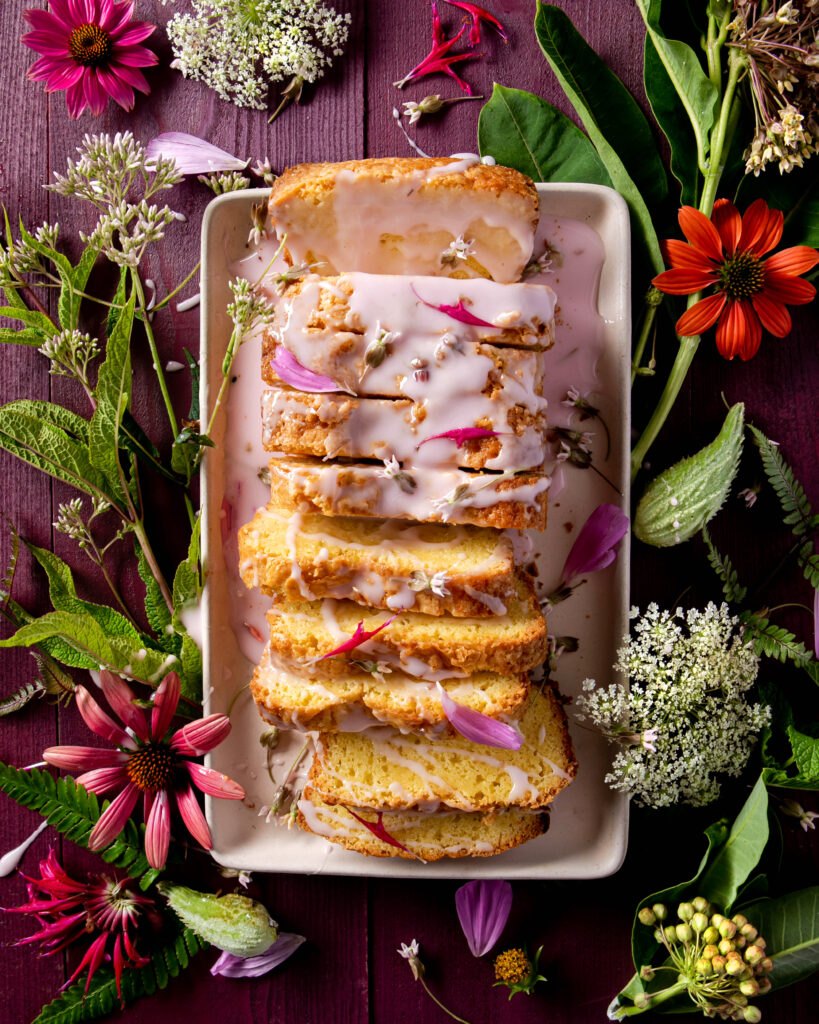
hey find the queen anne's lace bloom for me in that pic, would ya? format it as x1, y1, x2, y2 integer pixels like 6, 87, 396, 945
576, 603, 770, 808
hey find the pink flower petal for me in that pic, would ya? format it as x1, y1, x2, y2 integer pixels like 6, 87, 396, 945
82, 67, 110, 116
443, 0, 507, 44
437, 684, 522, 750
109, 46, 157, 70
151, 672, 180, 740
144, 789, 171, 869
319, 616, 397, 660
75, 765, 129, 795
145, 132, 248, 175
561, 502, 629, 584
64, 78, 88, 117
170, 714, 232, 756
24, 7, 72, 33
88, 783, 139, 850
184, 761, 245, 799
210, 933, 305, 978
345, 807, 421, 859
417, 428, 503, 449
410, 285, 496, 326
112, 22, 156, 47
43, 745, 128, 771
174, 784, 212, 850
100, 671, 149, 743
96, 64, 135, 109
65, 931, 107, 995
455, 879, 513, 956
76, 687, 134, 748
269, 348, 346, 394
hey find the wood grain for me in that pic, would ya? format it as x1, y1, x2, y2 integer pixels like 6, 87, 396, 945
0, 1, 816, 1022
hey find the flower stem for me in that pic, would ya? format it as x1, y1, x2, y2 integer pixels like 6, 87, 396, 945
630, 52, 744, 482
130, 270, 180, 439
631, 288, 663, 384
418, 977, 473, 1024
132, 519, 173, 614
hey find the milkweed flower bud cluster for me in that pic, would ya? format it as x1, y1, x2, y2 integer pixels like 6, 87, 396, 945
635, 898, 772, 1021
575, 604, 770, 808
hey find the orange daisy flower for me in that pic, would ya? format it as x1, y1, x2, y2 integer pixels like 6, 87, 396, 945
652, 198, 819, 360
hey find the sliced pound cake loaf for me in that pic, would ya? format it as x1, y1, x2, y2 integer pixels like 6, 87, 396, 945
308, 686, 576, 813
297, 790, 550, 860
265, 572, 547, 678
238, 507, 519, 617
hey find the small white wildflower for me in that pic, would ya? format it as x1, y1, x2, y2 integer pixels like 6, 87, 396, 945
378, 456, 416, 495
408, 569, 450, 597
431, 482, 472, 521
781, 798, 818, 831
398, 939, 420, 959
198, 170, 251, 194
251, 158, 277, 186
738, 486, 759, 508
440, 235, 474, 265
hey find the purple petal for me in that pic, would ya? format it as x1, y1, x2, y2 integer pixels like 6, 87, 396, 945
145, 133, 248, 175
417, 428, 503, 449
437, 685, 522, 750
269, 349, 346, 394
455, 879, 513, 957
411, 285, 496, 327
561, 503, 629, 584
210, 933, 305, 978
319, 617, 396, 660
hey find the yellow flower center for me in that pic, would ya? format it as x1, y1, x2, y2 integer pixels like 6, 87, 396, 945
720, 251, 765, 300
494, 948, 531, 984
68, 24, 112, 67
126, 745, 175, 792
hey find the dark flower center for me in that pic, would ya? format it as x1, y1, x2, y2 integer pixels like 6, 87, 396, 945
68, 23, 113, 67
719, 251, 765, 300
126, 745, 175, 792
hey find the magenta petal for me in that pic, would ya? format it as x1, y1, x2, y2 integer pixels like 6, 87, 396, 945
76, 687, 134, 748
411, 285, 496, 327
455, 879, 513, 956
174, 784, 212, 850
210, 933, 305, 978
561, 502, 629, 584
437, 685, 522, 750
170, 714, 231, 757
417, 428, 503, 449
184, 762, 245, 800
75, 765, 129, 795
145, 132, 247, 175
269, 348, 346, 394
100, 671, 149, 742
144, 789, 171, 869
88, 783, 139, 850
96, 64, 135, 109
319, 616, 397, 661
151, 672, 180, 740
112, 22, 156, 47
44, 745, 127, 771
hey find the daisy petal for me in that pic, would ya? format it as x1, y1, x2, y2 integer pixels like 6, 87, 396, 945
675, 293, 727, 337
144, 789, 171, 869
100, 671, 149, 742
175, 784, 212, 850
44, 745, 128, 771
76, 687, 134, 748
738, 198, 783, 256
652, 268, 718, 295
752, 293, 792, 337
764, 246, 819, 277
152, 672, 181, 740
210, 934, 305, 978
113, 23, 157, 47
96, 65, 135, 109
763, 272, 816, 306
711, 199, 741, 255
715, 299, 761, 360
678, 206, 723, 262
75, 765, 129, 795
455, 879, 513, 957
171, 714, 232, 756
88, 783, 139, 850
184, 761, 245, 799
662, 239, 716, 273
65, 78, 88, 117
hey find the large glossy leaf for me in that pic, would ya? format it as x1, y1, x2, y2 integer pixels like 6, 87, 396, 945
636, 0, 718, 174
742, 888, 819, 990
477, 84, 612, 186
699, 776, 769, 911
643, 36, 699, 206
534, 1, 666, 273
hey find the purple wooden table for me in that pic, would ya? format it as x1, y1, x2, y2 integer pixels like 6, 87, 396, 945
1, 2, 817, 1021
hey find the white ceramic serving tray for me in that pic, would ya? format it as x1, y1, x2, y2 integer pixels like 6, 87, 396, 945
200, 182, 631, 879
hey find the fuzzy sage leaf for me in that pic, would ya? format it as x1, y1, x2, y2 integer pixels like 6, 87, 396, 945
634, 403, 744, 547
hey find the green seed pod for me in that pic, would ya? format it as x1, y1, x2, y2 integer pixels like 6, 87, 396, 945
719, 919, 738, 939
633, 403, 744, 547
692, 912, 709, 933
719, 938, 736, 955
740, 979, 760, 997
692, 896, 710, 914
704, 926, 720, 944
638, 907, 657, 926
676, 923, 693, 943
712, 955, 727, 973
743, 1006, 762, 1023
652, 903, 668, 921
157, 882, 278, 956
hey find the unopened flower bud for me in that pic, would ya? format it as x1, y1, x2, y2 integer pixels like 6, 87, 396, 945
638, 907, 657, 926
695, 957, 712, 975
726, 956, 745, 976
654, 927, 665, 943
757, 977, 772, 995
744, 945, 765, 966
740, 979, 760, 997
732, 914, 748, 929
652, 903, 668, 921
678, 902, 695, 922
703, 926, 720, 944
259, 726, 280, 750
712, 955, 727, 973
664, 925, 678, 944
741, 924, 758, 942
702, 944, 719, 960
676, 923, 693, 943
754, 936, 767, 950
719, 938, 736, 955
640, 965, 655, 981
743, 1007, 762, 1024
732, 993, 749, 1007
758, 957, 773, 974
711, 913, 726, 929
735, 935, 747, 950
719, 919, 738, 939
692, 896, 710, 914
692, 912, 709, 933
634, 993, 651, 1010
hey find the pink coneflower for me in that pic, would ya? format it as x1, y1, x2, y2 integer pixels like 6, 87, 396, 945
44, 671, 244, 869
8, 850, 160, 997
22, 1, 158, 118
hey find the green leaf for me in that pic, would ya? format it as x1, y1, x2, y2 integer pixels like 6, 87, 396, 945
32, 926, 205, 1024
0, 326, 49, 346
89, 291, 135, 502
477, 83, 612, 186
72, 244, 98, 294
699, 776, 769, 911
137, 545, 176, 650
0, 679, 45, 716
0, 763, 155, 883
107, 265, 128, 340
5, 399, 91, 442
0, 304, 55, 333
534, 2, 666, 273
740, 611, 810, 665
789, 726, 819, 780
737, 166, 819, 248
635, 0, 718, 174
741, 887, 819, 990
701, 524, 747, 604
634, 403, 744, 546
763, 766, 819, 791
0, 517, 20, 610
749, 424, 814, 536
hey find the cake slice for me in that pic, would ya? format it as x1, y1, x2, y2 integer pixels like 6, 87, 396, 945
308, 685, 576, 813
297, 790, 550, 860
265, 572, 548, 678
266, 457, 550, 530
251, 656, 531, 733
268, 157, 539, 282
238, 508, 520, 616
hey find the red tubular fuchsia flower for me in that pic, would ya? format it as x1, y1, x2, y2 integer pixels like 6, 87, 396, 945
442, 1, 507, 45
455, 878, 513, 957
319, 617, 397, 660
7, 850, 160, 997
561, 502, 629, 585
411, 284, 496, 326
393, 1, 483, 94
417, 427, 504, 449
652, 198, 819, 361
437, 684, 522, 750
22, 0, 158, 118
269, 348, 346, 393
43, 671, 244, 870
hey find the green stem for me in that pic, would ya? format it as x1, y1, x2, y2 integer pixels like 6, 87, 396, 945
132, 519, 173, 614
630, 53, 744, 483
615, 979, 688, 1017
149, 262, 200, 314
631, 290, 663, 384
418, 978, 472, 1024
131, 270, 180, 439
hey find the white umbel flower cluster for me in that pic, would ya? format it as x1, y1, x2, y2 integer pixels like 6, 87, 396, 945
576, 603, 770, 808
166, 0, 351, 110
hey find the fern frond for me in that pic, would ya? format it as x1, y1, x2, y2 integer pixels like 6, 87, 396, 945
797, 542, 819, 588
702, 525, 747, 604
748, 425, 814, 536
740, 611, 811, 665
32, 927, 206, 1024
0, 679, 45, 716
0, 763, 157, 886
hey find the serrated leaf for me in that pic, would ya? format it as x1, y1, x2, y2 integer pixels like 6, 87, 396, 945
789, 726, 819, 780
741, 887, 819, 990
0, 517, 20, 608
698, 776, 769, 911
740, 611, 810, 665
107, 265, 128, 340
4, 399, 90, 442
0, 304, 55, 333
763, 766, 819, 791
136, 545, 176, 649
0, 679, 45, 716
635, 403, 744, 546
0, 326, 49, 346
702, 524, 747, 603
